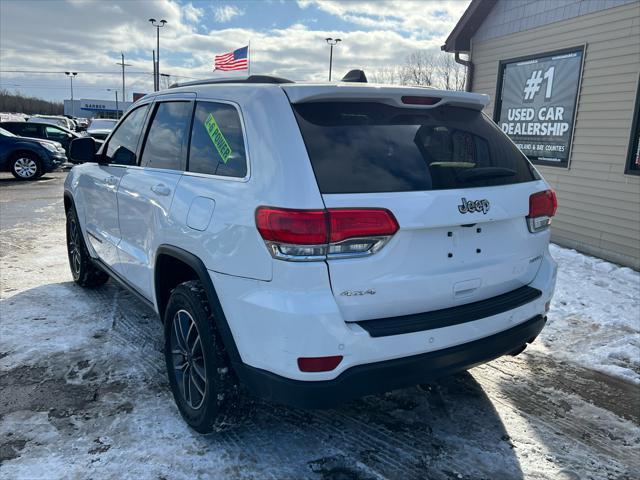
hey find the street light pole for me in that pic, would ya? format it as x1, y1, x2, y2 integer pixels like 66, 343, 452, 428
325, 38, 341, 81
149, 18, 167, 91
65, 71, 77, 115
115, 52, 131, 102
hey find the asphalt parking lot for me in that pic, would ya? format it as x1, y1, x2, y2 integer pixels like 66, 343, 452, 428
0, 170, 638, 480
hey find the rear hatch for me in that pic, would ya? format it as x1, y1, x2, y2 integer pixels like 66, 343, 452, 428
287, 87, 551, 322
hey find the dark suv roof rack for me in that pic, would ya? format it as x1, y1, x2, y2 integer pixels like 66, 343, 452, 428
170, 75, 294, 88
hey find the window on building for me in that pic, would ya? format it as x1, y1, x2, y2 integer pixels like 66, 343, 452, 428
626, 75, 640, 175
188, 101, 247, 178
140, 101, 192, 171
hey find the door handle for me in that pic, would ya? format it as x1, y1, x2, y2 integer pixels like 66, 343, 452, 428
151, 184, 171, 196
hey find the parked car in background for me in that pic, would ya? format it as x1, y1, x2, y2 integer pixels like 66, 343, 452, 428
0, 127, 66, 179
74, 117, 89, 131
0, 112, 27, 122
28, 115, 75, 131
0, 121, 100, 159
86, 118, 117, 140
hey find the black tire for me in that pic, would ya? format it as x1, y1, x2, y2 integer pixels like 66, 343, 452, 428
10, 152, 42, 180
66, 208, 109, 287
164, 280, 245, 433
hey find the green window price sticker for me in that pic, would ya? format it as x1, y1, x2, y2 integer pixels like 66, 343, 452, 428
204, 113, 232, 164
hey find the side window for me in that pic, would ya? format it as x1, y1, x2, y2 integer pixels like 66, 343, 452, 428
188, 102, 247, 178
140, 101, 192, 171
19, 124, 41, 137
105, 104, 150, 166
45, 126, 67, 141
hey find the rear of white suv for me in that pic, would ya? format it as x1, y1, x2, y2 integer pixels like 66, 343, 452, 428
209, 84, 557, 409
64, 78, 557, 433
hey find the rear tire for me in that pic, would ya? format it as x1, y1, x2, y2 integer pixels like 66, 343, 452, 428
10, 153, 42, 180
66, 208, 109, 287
164, 280, 245, 433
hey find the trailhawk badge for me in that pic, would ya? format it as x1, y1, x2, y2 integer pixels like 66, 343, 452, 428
458, 198, 490, 214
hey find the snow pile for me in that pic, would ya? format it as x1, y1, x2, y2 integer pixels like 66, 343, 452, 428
530, 244, 640, 383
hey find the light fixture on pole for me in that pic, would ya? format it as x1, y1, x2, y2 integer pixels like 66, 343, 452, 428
65, 72, 77, 116
325, 38, 341, 81
107, 88, 119, 119
148, 18, 167, 91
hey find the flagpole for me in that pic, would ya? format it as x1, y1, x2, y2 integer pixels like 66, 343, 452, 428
248, 41, 251, 76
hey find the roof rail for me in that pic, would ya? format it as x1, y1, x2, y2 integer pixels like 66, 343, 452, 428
169, 75, 294, 88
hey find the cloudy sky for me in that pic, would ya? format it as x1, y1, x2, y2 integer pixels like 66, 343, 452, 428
0, 0, 470, 104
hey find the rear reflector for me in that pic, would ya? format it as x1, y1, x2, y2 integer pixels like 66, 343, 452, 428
256, 207, 399, 261
298, 355, 343, 372
527, 190, 557, 233
401, 96, 441, 105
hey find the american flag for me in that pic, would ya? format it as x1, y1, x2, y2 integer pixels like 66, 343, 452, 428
214, 46, 249, 71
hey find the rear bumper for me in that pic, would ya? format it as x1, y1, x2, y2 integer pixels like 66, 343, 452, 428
236, 314, 546, 408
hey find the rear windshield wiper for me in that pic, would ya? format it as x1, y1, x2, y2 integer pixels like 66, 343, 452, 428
457, 167, 516, 181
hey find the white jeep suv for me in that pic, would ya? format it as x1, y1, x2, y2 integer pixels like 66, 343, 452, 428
64, 73, 557, 433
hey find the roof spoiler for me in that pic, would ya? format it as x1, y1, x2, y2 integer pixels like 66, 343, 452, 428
341, 69, 368, 83
282, 85, 490, 111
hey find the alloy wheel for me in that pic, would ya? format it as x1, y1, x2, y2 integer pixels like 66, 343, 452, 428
170, 309, 207, 410
67, 217, 82, 276
14, 157, 38, 178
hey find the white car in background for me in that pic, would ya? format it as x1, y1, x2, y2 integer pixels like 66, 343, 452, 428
28, 114, 75, 131
64, 73, 558, 434
86, 118, 117, 140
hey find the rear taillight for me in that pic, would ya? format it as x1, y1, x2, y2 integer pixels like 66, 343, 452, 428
297, 355, 343, 372
255, 207, 399, 261
527, 190, 557, 233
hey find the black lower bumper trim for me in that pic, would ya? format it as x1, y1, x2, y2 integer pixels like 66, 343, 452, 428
235, 314, 547, 409
356, 285, 542, 337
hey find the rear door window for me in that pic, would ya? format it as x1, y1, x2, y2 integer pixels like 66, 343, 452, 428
188, 101, 247, 178
140, 101, 192, 171
293, 102, 538, 194
12, 123, 41, 138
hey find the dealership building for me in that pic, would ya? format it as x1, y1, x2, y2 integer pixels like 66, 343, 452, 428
63, 98, 133, 120
444, 0, 640, 269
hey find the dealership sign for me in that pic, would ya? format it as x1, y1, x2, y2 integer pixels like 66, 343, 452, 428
495, 47, 584, 168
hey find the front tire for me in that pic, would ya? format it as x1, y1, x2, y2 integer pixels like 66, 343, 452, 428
10, 153, 42, 180
66, 208, 109, 287
164, 280, 243, 433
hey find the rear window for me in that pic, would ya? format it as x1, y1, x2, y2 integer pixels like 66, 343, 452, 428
293, 102, 538, 194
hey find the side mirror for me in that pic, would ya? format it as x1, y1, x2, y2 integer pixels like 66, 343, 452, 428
69, 137, 97, 164
112, 146, 136, 166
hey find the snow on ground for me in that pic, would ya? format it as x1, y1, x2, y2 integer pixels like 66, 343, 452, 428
1, 173, 639, 479
533, 244, 640, 384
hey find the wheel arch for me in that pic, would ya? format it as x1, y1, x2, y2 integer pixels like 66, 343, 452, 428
9, 148, 43, 162
154, 245, 241, 364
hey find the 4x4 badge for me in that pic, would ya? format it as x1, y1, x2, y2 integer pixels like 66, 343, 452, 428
458, 198, 490, 214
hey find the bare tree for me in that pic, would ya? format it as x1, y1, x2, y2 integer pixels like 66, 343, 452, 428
436, 53, 466, 91
0, 89, 64, 115
369, 65, 404, 85
403, 51, 438, 87
369, 51, 467, 90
